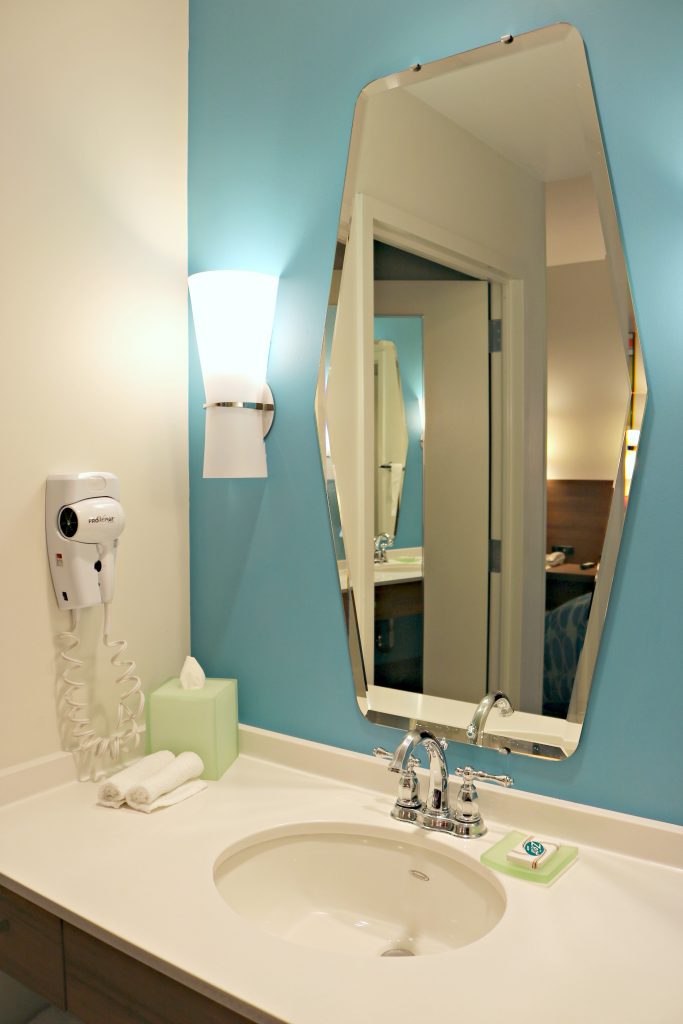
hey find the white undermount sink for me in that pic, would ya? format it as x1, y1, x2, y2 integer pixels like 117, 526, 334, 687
213, 822, 505, 957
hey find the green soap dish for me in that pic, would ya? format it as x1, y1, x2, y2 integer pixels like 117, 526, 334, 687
481, 830, 578, 886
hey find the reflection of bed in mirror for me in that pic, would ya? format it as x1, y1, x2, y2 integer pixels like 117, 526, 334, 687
317, 23, 646, 761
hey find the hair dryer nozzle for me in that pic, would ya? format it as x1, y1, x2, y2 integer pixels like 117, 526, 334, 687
58, 497, 125, 544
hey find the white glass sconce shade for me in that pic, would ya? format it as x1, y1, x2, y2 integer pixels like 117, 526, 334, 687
188, 270, 279, 478
625, 428, 640, 494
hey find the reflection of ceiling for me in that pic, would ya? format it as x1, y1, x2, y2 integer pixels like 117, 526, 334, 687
406, 39, 588, 182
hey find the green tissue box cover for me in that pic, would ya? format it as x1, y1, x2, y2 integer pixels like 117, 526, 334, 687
147, 677, 238, 781
481, 830, 578, 886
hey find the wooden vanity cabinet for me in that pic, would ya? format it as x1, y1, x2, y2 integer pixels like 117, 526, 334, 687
0, 884, 260, 1024
0, 885, 66, 1008
63, 925, 254, 1024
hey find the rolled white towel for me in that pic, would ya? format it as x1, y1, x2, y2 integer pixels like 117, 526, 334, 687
125, 778, 208, 813
125, 751, 205, 812
97, 750, 175, 808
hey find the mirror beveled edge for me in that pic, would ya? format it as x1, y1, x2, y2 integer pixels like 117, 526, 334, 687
315, 22, 647, 762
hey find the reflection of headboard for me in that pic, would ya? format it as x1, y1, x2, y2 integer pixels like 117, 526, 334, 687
547, 480, 614, 564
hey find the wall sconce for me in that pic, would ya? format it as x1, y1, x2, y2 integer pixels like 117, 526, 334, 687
188, 270, 279, 478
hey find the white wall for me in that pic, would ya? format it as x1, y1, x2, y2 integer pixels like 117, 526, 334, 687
0, 0, 189, 780
547, 260, 629, 480
546, 176, 606, 266
349, 88, 546, 275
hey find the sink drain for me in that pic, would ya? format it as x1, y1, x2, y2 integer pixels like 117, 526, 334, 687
381, 947, 415, 957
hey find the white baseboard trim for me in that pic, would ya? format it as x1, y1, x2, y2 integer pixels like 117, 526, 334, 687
0, 750, 76, 806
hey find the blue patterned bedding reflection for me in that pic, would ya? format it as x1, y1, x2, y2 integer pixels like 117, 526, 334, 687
543, 591, 592, 718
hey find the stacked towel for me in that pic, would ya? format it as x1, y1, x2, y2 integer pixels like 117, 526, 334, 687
97, 751, 206, 812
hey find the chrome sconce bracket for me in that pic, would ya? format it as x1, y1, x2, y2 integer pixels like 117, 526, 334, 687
203, 383, 276, 437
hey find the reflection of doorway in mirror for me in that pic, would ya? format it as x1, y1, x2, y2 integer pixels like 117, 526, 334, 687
374, 280, 491, 707
373, 317, 423, 695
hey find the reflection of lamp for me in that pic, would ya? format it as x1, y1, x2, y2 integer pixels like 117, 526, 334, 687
188, 271, 279, 478
625, 428, 640, 497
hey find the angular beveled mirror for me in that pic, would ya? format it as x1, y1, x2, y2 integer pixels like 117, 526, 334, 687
315, 23, 646, 760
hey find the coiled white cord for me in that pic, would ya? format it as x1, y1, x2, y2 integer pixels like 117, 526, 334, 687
57, 605, 144, 765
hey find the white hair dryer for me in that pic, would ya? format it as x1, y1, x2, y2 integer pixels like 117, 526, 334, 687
46, 472, 144, 768
46, 473, 125, 609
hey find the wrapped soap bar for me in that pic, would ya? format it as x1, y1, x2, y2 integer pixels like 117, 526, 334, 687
147, 676, 238, 781
506, 835, 559, 870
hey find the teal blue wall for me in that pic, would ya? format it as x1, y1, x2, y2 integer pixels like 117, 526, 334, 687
189, 0, 683, 825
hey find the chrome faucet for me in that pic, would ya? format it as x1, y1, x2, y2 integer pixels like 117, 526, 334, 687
374, 533, 393, 564
377, 729, 454, 832
375, 730, 514, 838
466, 690, 514, 744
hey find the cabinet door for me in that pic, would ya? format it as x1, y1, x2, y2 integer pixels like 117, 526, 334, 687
64, 925, 261, 1024
0, 886, 66, 1008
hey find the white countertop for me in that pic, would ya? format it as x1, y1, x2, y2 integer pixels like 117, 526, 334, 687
0, 727, 681, 1024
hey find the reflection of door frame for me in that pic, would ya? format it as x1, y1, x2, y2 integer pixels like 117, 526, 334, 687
347, 193, 546, 716
375, 281, 490, 705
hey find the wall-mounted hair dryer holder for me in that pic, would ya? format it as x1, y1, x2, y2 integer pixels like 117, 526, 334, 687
46, 472, 125, 610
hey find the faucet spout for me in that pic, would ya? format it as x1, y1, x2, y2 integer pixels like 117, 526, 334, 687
388, 728, 453, 830
387, 728, 426, 773
466, 691, 514, 745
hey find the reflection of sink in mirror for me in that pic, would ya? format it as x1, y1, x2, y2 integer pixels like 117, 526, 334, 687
385, 546, 422, 568
376, 546, 423, 582
214, 823, 505, 957
379, 560, 421, 572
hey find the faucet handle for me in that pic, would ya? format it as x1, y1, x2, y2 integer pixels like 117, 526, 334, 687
455, 766, 513, 788
452, 766, 512, 839
373, 747, 420, 771
373, 747, 424, 821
